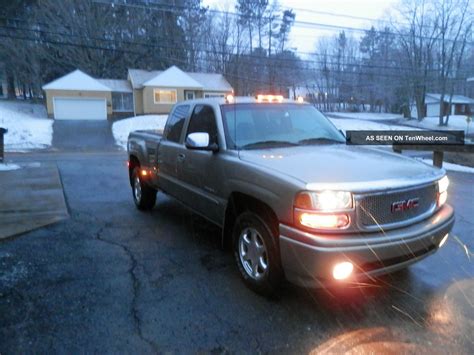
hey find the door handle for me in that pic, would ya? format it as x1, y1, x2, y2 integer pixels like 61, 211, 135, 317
177, 153, 186, 161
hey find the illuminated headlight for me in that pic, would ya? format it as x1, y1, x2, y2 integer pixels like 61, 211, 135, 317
437, 176, 449, 207
438, 176, 449, 193
294, 190, 353, 230
295, 191, 353, 211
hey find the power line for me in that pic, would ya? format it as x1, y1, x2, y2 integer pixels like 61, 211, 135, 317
3, 20, 472, 75
90, 0, 474, 45
1, 29, 470, 88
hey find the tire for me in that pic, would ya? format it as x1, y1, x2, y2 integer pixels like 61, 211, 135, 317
233, 211, 282, 296
131, 167, 157, 211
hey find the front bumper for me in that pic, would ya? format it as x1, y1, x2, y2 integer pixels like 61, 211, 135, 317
279, 204, 455, 288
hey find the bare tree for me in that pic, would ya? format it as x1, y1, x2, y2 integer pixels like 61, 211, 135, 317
396, 0, 440, 120
434, 0, 472, 125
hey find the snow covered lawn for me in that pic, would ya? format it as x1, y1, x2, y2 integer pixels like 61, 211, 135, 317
415, 158, 474, 174
327, 112, 403, 121
0, 100, 53, 151
112, 115, 168, 149
399, 115, 472, 134
329, 117, 420, 132
0, 163, 20, 171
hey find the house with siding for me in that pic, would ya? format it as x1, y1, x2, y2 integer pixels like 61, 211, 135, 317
42, 66, 232, 120
410, 93, 474, 118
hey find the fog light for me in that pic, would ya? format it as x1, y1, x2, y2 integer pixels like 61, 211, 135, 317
439, 233, 449, 247
333, 262, 353, 280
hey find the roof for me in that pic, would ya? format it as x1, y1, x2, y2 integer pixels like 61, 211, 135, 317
128, 69, 163, 89
128, 66, 232, 91
187, 72, 233, 91
426, 93, 474, 104
97, 79, 132, 93
42, 69, 111, 91
142, 66, 203, 88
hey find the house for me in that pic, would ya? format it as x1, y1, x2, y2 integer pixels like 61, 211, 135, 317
288, 81, 336, 102
42, 66, 232, 120
128, 66, 232, 115
410, 93, 474, 118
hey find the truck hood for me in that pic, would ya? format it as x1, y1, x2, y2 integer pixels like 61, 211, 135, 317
238, 145, 444, 192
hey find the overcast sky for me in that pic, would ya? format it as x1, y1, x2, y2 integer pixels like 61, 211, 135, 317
202, 0, 399, 54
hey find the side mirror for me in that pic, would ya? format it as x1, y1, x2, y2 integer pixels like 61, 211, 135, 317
185, 132, 218, 152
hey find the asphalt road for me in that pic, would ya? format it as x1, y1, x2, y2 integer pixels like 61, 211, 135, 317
1, 151, 473, 353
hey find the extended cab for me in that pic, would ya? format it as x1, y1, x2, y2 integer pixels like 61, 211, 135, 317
127, 96, 454, 295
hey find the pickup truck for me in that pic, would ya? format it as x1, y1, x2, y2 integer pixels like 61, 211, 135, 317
127, 96, 454, 295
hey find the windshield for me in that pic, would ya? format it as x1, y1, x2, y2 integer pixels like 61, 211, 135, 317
221, 103, 345, 150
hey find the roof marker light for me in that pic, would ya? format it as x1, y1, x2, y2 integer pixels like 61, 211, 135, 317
256, 94, 284, 103
226, 94, 234, 103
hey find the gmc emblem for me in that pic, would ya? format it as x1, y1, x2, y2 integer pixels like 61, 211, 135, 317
391, 198, 419, 213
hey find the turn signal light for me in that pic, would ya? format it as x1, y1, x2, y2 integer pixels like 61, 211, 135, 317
297, 211, 350, 229
333, 262, 353, 280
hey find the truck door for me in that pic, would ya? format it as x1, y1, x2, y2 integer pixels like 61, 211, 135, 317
180, 104, 225, 225
156, 104, 190, 201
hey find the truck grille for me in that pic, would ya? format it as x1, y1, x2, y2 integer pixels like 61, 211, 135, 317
357, 184, 437, 229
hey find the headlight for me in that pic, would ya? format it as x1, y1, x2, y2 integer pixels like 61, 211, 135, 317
438, 176, 449, 193
295, 190, 353, 211
437, 176, 449, 207
294, 190, 353, 230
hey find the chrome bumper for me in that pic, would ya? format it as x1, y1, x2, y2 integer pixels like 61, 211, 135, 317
279, 204, 455, 288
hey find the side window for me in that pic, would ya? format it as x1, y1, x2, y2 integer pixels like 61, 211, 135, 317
164, 105, 190, 143
187, 105, 218, 144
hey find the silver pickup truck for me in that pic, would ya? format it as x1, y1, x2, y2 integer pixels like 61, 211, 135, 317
127, 96, 454, 295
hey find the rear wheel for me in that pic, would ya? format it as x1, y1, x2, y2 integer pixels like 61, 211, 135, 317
233, 211, 282, 296
132, 167, 157, 210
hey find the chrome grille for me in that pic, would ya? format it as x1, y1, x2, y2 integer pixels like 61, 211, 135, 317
357, 184, 437, 229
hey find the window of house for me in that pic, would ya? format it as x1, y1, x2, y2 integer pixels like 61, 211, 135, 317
187, 105, 218, 145
154, 89, 177, 104
112, 92, 133, 112
185, 91, 195, 100
163, 105, 190, 143
203, 93, 225, 98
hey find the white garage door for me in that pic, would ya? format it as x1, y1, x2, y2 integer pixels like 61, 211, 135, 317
54, 97, 107, 120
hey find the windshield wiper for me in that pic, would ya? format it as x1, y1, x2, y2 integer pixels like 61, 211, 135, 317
241, 140, 299, 150
297, 137, 344, 145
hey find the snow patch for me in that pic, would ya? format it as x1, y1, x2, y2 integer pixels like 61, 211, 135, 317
415, 158, 474, 174
327, 112, 403, 121
0, 100, 53, 151
112, 114, 168, 149
399, 116, 472, 134
0, 163, 20, 171
329, 117, 420, 132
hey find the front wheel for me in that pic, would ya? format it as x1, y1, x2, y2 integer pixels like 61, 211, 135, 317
233, 211, 282, 296
132, 167, 157, 210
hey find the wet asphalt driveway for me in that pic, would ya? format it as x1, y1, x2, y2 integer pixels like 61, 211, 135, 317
52, 120, 119, 151
1, 149, 473, 353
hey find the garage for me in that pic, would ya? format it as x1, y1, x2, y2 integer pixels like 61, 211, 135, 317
42, 69, 112, 120
53, 97, 107, 120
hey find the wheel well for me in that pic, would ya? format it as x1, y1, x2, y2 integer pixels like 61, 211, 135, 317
222, 192, 279, 250
128, 155, 140, 186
